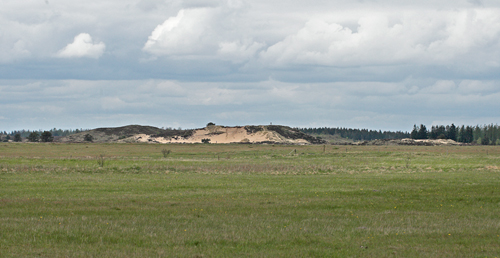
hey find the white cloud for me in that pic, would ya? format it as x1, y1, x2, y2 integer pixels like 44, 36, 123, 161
218, 40, 265, 63
11, 40, 31, 58
259, 9, 500, 67
101, 97, 127, 110
458, 80, 500, 95
57, 33, 105, 59
143, 4, 264, 63
143, 8, 219, 56
0, 18, 43, 62
422, 80, 457, 94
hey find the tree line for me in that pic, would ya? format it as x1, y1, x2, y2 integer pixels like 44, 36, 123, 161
411, 124, 500, 145
0, 128, 88, 142
298, 127, 410, 141
5, 128, 88, 138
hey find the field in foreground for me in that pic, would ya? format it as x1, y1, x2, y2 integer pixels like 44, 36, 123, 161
0, 143, 499, 257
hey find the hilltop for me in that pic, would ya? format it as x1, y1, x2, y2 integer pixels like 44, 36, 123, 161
59, 124, 325, 145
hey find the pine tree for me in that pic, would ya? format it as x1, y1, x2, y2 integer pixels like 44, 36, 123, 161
417, 124, 428, 139
27, 132, 40, 142
41, 131, 53, 142
458, 125, 465, 142
411, 125, 418, 139
448, 124, 457, 141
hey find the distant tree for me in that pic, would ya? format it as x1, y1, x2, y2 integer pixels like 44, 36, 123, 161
14, 133, 22, 142
464, 126, 474, 143
40, 131, 53, 142
481, 136, 490, 145
84, 134, 94, 142
207, 122, 215, 127
429, 126, 437, 139
417, 124, 428, 139
410, 125, 418, 139
458, 125, 465, 142
448, 124, 457, 141
28, 132, 40, 142
201, 138, 211, 144
435, 126, 446, 139
473, 126, 482, 143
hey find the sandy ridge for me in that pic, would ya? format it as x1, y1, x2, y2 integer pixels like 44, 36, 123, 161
127, 126, 309, 144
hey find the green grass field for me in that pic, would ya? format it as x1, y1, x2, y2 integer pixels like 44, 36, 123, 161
1, 143, 499, 257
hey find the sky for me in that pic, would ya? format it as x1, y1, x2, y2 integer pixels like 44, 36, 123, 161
1, 0, 500, 132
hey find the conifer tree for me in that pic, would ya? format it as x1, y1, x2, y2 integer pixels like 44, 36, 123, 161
417, 124, 427, 139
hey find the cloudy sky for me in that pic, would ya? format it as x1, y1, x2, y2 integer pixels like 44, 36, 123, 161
1, 0, 500, 132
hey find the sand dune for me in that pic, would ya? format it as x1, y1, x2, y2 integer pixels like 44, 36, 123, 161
130, 126, 309, 144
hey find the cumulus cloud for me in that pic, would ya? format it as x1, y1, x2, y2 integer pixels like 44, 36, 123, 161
143, 3, 263, 63
143, 9, 217, 56
57, 33, 105, 59
3, 0, 500, 81
218, 40, 265, 63
259, 9, 500, 67
0, 19, 42, 62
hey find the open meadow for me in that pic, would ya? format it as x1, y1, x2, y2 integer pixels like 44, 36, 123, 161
1, 143, 499, 257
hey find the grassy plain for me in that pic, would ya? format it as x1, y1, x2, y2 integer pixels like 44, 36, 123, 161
1, 143, 499, 257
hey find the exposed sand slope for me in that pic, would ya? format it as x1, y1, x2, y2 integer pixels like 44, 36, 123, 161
128, 126, 310, 144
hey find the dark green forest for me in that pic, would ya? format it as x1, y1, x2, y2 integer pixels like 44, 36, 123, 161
298, 127, 410, 141
8, 128, 88, 138
410, 124, 500, 145
299, 124, 499, 145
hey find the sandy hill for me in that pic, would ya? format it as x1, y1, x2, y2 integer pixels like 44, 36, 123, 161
59, 125, 325, 145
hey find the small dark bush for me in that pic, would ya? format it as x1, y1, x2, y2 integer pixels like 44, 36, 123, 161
41, 131, 53, 142
84, 134, 94, 142
161, 149, 171, 157
28, 132, 40, 142
244, 126, 263, 134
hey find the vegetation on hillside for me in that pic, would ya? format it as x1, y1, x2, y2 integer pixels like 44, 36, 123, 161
266, 125, 325, 144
